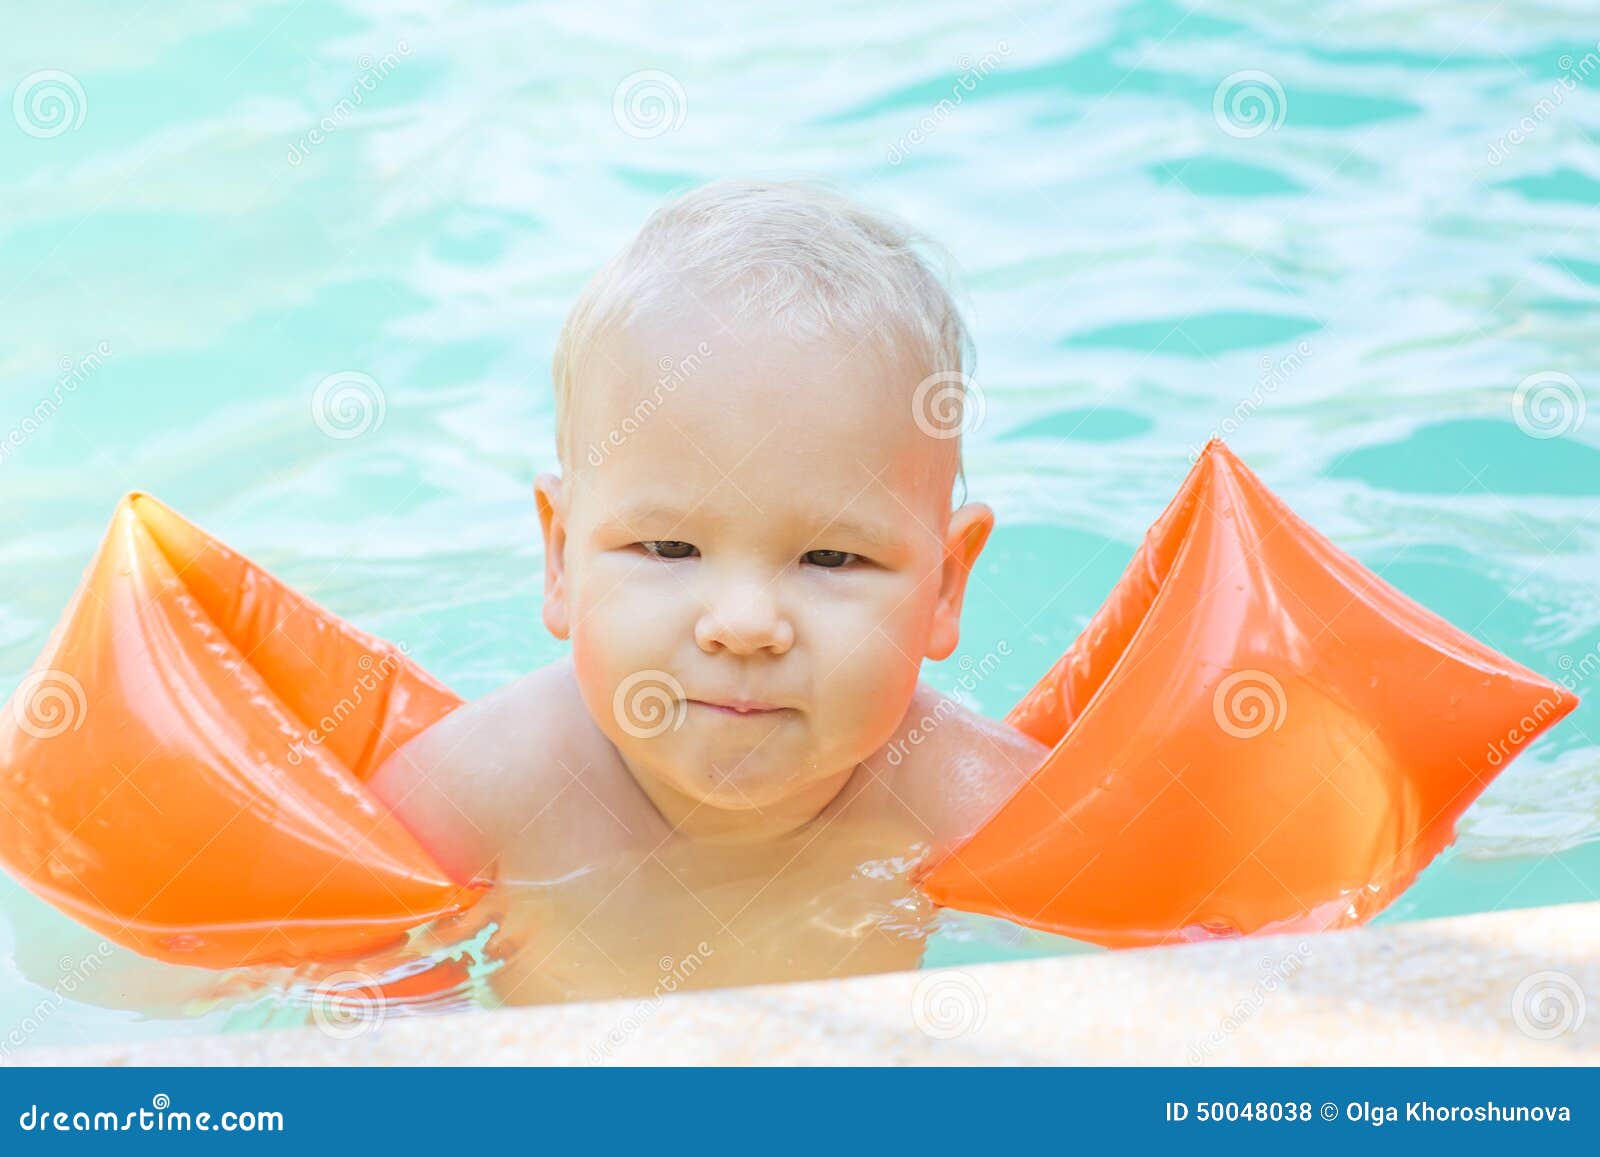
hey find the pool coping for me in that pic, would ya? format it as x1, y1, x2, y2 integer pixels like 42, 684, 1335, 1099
10, 899, 1597, 1066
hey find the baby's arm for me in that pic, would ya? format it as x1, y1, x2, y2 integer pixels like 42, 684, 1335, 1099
368, 658, 641, 886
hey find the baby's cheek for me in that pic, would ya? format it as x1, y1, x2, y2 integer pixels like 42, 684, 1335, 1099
565, 631, 617, 740
817, 618, 922, 748
571, 570, 670, 666
568, 605, 646, 713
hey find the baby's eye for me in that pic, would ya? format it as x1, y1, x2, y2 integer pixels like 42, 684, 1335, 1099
641, 540, 699, 560
803, 549, 858, 569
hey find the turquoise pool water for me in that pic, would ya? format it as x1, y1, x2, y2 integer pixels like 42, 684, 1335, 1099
2, 0, 1598, 1050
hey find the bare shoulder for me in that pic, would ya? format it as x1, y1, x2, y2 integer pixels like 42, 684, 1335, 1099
861, 682, 1051, 854
368, 657, 661, 886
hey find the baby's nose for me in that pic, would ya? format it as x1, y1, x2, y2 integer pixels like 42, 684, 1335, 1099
694, 582, 794, 656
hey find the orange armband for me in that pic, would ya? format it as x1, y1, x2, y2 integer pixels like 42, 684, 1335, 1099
921, 442, 1576, 946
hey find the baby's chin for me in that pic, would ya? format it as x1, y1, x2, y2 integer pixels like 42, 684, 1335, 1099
655, 745, 841, 812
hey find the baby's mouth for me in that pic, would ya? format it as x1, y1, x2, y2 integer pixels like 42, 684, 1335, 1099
686, 698, 791, 718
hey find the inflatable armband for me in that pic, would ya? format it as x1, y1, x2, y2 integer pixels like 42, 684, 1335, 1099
921, 441, 1577, 945
0, 495, 480, 968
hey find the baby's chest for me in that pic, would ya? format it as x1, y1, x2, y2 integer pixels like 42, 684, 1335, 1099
485, 818, 936, 1006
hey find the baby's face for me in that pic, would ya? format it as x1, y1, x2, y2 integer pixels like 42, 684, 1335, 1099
537, 301, 991, 829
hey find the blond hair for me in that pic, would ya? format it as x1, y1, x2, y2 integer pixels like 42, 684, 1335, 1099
551, 179, 971, 494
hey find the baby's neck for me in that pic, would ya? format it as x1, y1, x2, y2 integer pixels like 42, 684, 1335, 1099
622, 758, 861, 845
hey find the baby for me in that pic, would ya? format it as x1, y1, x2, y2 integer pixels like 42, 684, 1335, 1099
369, 180, 1050, 1005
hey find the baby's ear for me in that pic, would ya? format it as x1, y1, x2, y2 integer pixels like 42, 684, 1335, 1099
925, 502, 994, 661
534, 472, 572, 640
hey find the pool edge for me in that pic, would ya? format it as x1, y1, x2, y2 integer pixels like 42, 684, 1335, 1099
10, 900, 1597, 1066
